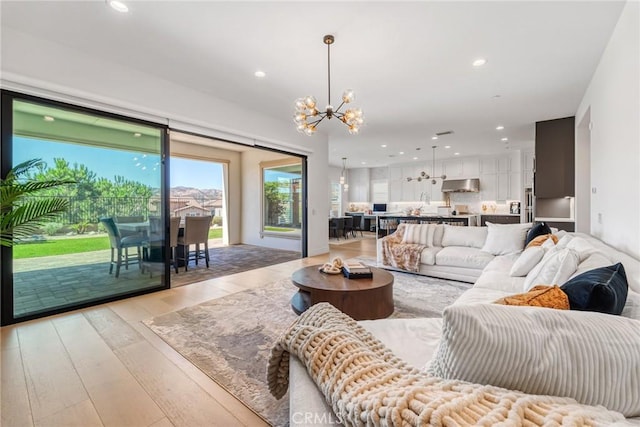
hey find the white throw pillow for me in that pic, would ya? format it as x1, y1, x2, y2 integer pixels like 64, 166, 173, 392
481, 222, 532, 255
509, 246, 545, 277
432, 225, 445, 247
401, 224, 430, 246
523, 247, 579, 291
426, 304, 640, 417
565, 236, 597, 262
441, 225, 487, 249
556, 234, 573, 249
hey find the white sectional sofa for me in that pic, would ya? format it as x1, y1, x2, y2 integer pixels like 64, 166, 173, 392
290, 230, 640, 425
376, 222, 530, 282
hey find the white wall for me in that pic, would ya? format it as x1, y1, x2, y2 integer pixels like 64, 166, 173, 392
576, 1, 640, 259
1, 27, 330, 256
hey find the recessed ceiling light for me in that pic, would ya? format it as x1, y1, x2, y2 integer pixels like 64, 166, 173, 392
254, 70, 266, 78
496, 125, 504, 130
472, 58, 487, 67
43, 115, 55, 122
431, 136, 438, 140
454, 152, 460, 156
381, 144, 387, 148
399, 151, 405, 155
412, 157, 418, 160
109, 1, 129, 13
501, 137, 508, 141
133, 132, 142, 137
444, 145, 451, 149
361, 161, 366, 165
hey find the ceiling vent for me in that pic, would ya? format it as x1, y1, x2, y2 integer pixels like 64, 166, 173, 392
435, 130, 455, 137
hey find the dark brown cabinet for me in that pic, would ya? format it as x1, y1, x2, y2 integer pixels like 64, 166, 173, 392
480, 215, 521, 226
535, 117, 575, 198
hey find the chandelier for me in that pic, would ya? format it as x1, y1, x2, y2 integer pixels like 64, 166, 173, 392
407, 145, 447, 184
294, 35, 364, 136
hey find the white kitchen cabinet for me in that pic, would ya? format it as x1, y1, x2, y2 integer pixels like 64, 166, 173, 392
443, 159, 463, 178
348, 168, 370, 202
388, 166, 403, 202
510, 172, 522, 200
462, 158, 480, 177
480, 173, 497, 200
496, 173, 509, 200
498, 156, 511, 173
481, 158, 497, 174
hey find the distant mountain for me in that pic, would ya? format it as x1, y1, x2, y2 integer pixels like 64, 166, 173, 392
170, 186, 222, 200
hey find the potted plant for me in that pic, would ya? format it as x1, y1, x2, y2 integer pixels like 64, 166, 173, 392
0, 159, 75, 247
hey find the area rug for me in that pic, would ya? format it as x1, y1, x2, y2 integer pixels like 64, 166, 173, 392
171, 244, 300, 288
143, 270, 471, 426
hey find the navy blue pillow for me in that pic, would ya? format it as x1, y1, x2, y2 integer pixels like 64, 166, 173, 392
525, 222, 552, 247
560, 263, 628, 315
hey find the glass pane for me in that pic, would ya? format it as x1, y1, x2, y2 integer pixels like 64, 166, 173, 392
11, 99, 165, 319
263, 162, 302, 234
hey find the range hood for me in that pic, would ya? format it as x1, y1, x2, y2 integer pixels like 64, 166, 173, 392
441, 178, 480, 193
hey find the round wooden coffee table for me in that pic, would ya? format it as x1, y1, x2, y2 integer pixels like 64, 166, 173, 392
290, 265, 394, 320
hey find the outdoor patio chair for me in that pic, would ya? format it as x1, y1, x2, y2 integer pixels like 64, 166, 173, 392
177, 215, 212, 271
99, 217, 146, 278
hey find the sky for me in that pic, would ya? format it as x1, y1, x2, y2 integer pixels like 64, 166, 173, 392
14, 136, 223, 189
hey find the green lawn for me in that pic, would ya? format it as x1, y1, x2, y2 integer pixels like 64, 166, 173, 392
264, 226, 297, 232
14, 228, 224, 259
13, 236, 111, 259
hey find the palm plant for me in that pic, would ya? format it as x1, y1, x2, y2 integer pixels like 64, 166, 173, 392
0, 159, 75, 247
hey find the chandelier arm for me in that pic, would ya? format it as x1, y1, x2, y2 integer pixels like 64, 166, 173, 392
334, 100, 346, 113
310, 115, 328, 127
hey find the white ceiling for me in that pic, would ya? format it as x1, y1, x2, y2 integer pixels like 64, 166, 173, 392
1, 1, 625, 168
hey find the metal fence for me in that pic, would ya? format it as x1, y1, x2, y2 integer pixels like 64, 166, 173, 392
25, 196, 154, 225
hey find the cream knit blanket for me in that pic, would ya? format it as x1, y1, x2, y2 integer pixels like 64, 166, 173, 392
267, 303, 625, 427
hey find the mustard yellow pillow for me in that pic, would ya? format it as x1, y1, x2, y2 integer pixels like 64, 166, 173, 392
494, 285, 569, 310
526, 233, 558, 249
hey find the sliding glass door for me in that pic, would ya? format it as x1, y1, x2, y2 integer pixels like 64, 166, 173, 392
1, 92, 168, 324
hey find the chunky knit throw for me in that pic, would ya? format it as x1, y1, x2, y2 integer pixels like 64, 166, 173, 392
267, 303, 625, 426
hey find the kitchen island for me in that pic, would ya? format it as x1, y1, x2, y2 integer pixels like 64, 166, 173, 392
374, 214, 480, 236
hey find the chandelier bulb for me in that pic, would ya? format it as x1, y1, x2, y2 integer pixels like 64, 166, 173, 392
304, 96, 317, 109
342, 89, 355, 103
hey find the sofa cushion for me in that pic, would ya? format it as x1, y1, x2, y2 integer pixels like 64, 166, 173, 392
571, 252, 612, 279
561, 263, 629, 315
494, 285, 569, 309
435, 246, 494, 270
525, 222, 552, 246
426, 303, 640, 417
481, 222, 532, 255
523, 247, 579, 291
441, 225, 487, 249
420, 246, 441, 266
565, 236, 598, 262
509, 246, 545, 277
401, 223, 431, 246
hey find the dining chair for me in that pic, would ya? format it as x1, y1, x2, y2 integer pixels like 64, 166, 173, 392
329, 218, 341, 240
169, 216, 181, 274
116, 215, 146, 260
351, 212, 365, 237
343, 216, 354, 239
99, 217, 146, 278
177, 215, 213, 271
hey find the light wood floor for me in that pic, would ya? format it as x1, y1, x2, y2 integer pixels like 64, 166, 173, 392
1, 238, 376, 427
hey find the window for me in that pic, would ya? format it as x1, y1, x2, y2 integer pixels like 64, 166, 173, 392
261, 159, 302, 237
